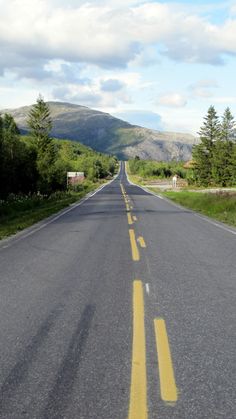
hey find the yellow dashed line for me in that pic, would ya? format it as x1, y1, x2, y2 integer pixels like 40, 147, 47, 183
154, 318, 178, 403
137, 236, 146, 248
129, 229, 140, 261
127, 212, 133, 225
128, 280, 148, 419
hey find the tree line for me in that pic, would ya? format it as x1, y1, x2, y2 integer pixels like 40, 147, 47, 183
128, 158, 187, 179
192, 106, 236, 186
0, 96, 117, 199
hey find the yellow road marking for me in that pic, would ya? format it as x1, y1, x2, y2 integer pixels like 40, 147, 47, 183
126, 204, 130, 211
121, 184, 125, 195
129, 229, 140, 261
154, 318, 178, 403
137, 236, 146, 248
128, 281, 148, 419
127, 212, 133, 225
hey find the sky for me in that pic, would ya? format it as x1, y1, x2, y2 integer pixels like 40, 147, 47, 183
1, 0, 236, 134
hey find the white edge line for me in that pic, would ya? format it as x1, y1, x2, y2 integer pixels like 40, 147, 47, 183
124, 162, 236, 237
0, 164, 121, 249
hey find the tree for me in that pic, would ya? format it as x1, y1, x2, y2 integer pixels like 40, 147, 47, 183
3, 114, 20, 159
221, 107, 235, 142
27, 95, 57, 193
211, 108, 236, 185
0, 115, 4, 197
193, 106, 221, 185
27, 95, 52, 152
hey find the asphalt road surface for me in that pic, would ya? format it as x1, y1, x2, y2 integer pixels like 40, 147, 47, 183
0, 162, 235, 419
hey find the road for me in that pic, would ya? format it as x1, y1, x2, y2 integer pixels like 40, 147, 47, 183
0, 162, 235, 418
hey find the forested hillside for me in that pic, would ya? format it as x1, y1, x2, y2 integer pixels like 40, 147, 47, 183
3, 101, 196, 161
0, 99, 117, 199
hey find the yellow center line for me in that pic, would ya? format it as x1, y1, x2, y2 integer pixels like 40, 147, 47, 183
137, 236, 146, 248
120, 184, 125, 195
128, 280, 148, 419
127, 212, 133, 225
154, 318, 178, 403
129, 229, 140, 261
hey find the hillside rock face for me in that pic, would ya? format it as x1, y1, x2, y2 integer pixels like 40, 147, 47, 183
2, 101, 197, 160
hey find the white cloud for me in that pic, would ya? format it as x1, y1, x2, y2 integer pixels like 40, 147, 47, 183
214, 96, 236, 104
52, 77, 132, 109
1, 0, 236, 83
189, 79, 219, 98
159, 108, 202, 134
157, 93, 187, 108
1, 0, 236, 134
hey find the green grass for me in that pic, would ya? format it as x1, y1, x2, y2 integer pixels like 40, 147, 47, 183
0, 183, 99, 240
160, 191, 236, 227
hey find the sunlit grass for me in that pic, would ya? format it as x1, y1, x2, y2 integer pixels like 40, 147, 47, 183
161, 191, 236, 227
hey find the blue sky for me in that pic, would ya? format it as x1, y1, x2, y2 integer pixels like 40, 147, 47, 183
0, 0, 236, 134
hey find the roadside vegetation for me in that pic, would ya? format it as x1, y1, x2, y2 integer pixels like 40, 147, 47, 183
129, 106, 236, 188
192, 106, 236, 187
161, 191, 236, 227
0, 95, 117, 239
128, 158, 189, 184
128, 106, 236, 227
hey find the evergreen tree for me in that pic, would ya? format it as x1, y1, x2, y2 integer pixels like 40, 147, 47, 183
211, 108, 236, 185
221, 107, 235, 142
0, 115, 4, 197
27, 95, 57, 193
211, 140, 233, 186
193, 106, 221, 185
27, 95, 52, 152
230, 143, 236, 184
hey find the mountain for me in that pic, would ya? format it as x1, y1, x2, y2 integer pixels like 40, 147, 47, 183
1, 101, 197, 160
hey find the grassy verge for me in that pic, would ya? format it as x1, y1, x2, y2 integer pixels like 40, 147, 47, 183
158, 190, 236, 227
0, 182, 99, 240
125, 163, 144, 185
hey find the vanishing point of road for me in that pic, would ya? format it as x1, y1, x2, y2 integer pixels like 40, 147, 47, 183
0, 162, 235, 418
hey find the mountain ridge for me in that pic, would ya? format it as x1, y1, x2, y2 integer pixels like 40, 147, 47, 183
1, 101, 197, 160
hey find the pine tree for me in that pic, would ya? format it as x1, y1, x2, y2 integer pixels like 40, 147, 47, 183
27, 95, 57, 193
221, 107, 235, 142
230, 143, 236, 184
211, 108, 236, 185
193, 106, 221, 185
0, 116, 4, 197
27, 94, 53, 152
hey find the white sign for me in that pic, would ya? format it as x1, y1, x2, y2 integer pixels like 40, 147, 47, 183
67, 172, 84, 178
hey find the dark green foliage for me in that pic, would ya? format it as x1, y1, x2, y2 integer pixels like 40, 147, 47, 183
129, 159, 188, 179
193, 106, 221, 185
221, 107, 235, 141
0, 101, 117, 200
27, 95, 52, 152
0, 114, 38, 198
193, 106, 236, 186
27, 95, 58, 193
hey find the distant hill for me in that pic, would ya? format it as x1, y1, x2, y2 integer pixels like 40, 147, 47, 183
1, 101, 197, 160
